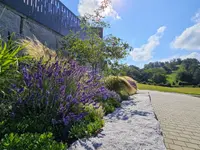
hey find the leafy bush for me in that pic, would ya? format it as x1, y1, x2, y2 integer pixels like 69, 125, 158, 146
118, 90, 129, 100
151, 73, 167, 84
1, 58, 118, 142
100, 98, 121, 115
69, 119, 104, 139
178, 81, 190, 86
69, 104, 104, 139
0, 34, 123, 146
0, 132, 67, 150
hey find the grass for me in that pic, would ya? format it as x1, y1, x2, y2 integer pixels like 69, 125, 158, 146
138, 83, 200, 96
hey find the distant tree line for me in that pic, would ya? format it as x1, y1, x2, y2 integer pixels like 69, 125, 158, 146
108, 58, 200, 87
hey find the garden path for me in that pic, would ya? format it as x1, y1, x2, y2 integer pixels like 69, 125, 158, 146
148, 90, 200, 150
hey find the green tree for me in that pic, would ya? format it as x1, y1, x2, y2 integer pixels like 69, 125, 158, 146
193, 68, 200, 84
152, 73, 167, 84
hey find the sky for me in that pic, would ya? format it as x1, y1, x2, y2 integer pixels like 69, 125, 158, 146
61, 0, 200, 68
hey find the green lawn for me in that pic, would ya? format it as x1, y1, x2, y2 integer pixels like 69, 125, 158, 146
138, 83, 200, 95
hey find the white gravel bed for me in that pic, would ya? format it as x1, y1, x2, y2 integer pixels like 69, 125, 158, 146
69, 91, 166, 150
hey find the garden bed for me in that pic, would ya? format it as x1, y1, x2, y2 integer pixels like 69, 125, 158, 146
69, 91, 166, 150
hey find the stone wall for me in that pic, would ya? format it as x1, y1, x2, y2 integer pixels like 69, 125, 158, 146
0, 2, 63, 49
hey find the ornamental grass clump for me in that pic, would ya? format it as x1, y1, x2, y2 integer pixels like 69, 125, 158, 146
104, 76, 137, 98
19, 37, 57, 61
122, 76, 138, 90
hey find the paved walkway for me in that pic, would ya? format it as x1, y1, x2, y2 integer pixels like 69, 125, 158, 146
147, 90, 200, 150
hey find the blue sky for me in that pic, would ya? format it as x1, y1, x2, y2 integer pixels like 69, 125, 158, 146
61, 0, 200, 68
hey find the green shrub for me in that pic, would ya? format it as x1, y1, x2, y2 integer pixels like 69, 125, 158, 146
69, 105, 104, 139
100, 98, 121, 115
0, 132, 67, 150
69, 119, 104, 139
119, 90, 129, 100
0, 114, 64, 140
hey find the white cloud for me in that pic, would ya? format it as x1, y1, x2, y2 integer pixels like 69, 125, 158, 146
171, 23, 200, 50
78, 0, 120, 19
171, 10, 200, 51
191, 9, 200, 23
160, 52, 200, 62
130, 26, 166, 61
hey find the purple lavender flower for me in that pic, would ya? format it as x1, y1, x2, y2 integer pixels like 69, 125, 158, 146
11, 58, 120, 127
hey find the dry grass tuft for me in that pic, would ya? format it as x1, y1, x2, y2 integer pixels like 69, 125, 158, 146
104, 76, 137, 96
122, 76, 138, 90
19, 37, 57, 61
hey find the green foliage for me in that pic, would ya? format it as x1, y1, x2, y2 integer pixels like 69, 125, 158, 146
60, 19, 132, 71
125, 58, 200, 87
0, 35, 29, 97
152, 73, 167, 84
0, 132, 67, 150
0, 35, 28, 74
0, 114, 63, 139
100, 98, 121, 115
126, 65, 142, 82
104, 62, 129, 76
118, 90, 129, 100
69, 119, 104, 139
176, 70, 193, 83
69, 105, 104, 139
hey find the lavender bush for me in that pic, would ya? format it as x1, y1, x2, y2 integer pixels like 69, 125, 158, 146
5, 58, 120, 141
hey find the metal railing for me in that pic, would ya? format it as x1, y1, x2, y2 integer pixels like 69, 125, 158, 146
1, 0, 81, 36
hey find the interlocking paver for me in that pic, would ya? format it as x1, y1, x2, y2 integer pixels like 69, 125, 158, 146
169, 144, 183, 150
182, 147, 195, 150
173, 140, 186, 146
177, 137, 189, 142
145, 90, 200, 150
186, 142, 200, 149
164, 138, 174, 144
189, 139, 200, 144
192, 136, 200, 140
180, 134, 191, 138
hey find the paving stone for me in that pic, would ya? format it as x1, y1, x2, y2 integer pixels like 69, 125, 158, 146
165, 138, 174, 144
177, 137, 189, 142
182, 147, 195, 150
169, 132, 180, 136
189, 139, 200, 144
179, 134, 191, 138
165, 143, 170, 148
191, 136, 200, 140
186, 142, 200, 149
182, 131, 194, 136
193, 133, 200, 137
173, 140, 186, 146
147, 91, 200, 150
166, 135, 178, 140
169, 144, 183, 150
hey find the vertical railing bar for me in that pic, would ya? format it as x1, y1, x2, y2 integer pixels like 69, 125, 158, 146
0, 0, 82, 36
